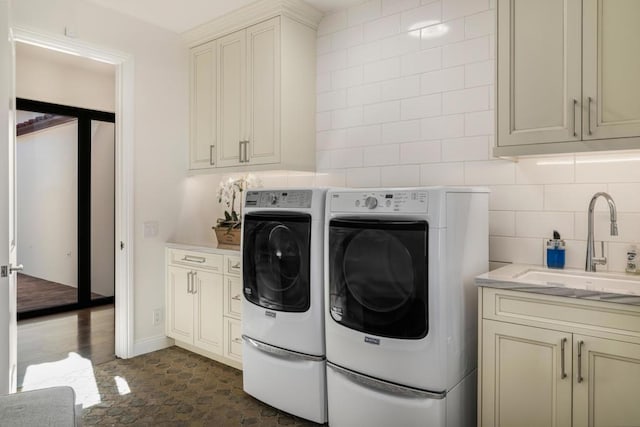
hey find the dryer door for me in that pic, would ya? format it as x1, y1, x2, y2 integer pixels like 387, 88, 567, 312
328, 218, 428, 339
243, 212, 311, 312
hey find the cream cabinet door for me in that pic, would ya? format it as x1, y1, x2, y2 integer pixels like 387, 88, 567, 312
193, 270, 224, 355
166, 266, 194, 343
217, 28, 246, 167
189, 40, 217, 169
223, 275, 242, 319
573, 335, 640, 427
582, 0, 640, 140
223, 317, 243, 363
497, 0, 582, 147
481, 320, 572, 427
245, 17, 280, 166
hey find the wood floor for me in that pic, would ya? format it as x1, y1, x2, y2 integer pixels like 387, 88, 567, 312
17, 304, 115, 389
17, 273, 105, 313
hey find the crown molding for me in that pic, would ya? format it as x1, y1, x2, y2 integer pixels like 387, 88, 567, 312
182, 0, 323, 48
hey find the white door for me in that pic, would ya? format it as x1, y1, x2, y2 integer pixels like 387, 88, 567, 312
0, 1, 18, 394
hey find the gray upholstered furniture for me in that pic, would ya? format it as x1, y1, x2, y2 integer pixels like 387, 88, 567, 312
0, 386, 78, 426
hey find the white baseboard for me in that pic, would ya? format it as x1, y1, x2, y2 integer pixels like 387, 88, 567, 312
132, 336, 174, 357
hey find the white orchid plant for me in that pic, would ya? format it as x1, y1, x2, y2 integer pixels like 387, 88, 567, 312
216, 174, 262, 229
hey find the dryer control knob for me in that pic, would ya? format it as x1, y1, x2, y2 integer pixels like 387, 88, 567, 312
365, 196, 378, 209
270, 194, 279, 205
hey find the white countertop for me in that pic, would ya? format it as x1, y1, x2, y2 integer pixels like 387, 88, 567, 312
166, 242, 240, 255
477, 264, 640, 305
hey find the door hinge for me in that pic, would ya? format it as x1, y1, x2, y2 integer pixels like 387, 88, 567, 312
1, 266, 7, 278
120, 241, 125, 250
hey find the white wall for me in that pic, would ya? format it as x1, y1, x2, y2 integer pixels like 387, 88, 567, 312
17, 122, 78, 287
13, 0, 188, 352
91, 121, 115, 297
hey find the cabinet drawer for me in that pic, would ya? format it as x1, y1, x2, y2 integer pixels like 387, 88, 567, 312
168, 249, 223, 272
482, 288, 640, 338
225, 254, 241, 276
224, 276, 242, 319
224, 317, 243, 363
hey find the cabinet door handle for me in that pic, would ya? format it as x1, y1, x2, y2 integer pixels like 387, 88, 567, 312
244, 140, 250, 163
186, 271, 193, 294
238, 140, 243, 162
577, 340, 584, 383
233, 337, 243, 344
182, 255, 206, 263
587, 97, 593, 135
560, 337, 567, 379
192, 272, 198, 294
231, 295, 242, 301
231, 261, 241, 269
572, 99, 578, 137
209, 145, 215, 166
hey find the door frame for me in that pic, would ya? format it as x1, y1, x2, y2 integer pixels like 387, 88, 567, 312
12, 26, 135, 358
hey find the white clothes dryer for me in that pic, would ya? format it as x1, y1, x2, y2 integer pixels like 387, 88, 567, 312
324, 187, 488, 427
241, 188, 327, 424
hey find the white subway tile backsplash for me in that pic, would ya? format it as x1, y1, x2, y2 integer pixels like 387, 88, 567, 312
364, 14, 401, 42
317, 112, 332, 131
489, 211, 515, 237
515, 211, 574, 239
443, 36, 490, 67
608, 183, 640, 212
465, 110, 494, 136
347, 167, 382, 187
443, 0, 490, 21
364, 144, 400, 166
489, 236, 543, 265
401, 2, 442, 32
348, 42, 382, 67
364, 100, 401, 124
317, 89, 347, 112
489, 185, 544, 211
332, 107, 364, 129
515, 156, 575, 185
465, 159, 515, 185
364, 57, 401, 83
442, 86, 489, 114
441, 135, 489, 161
464, 9, 495, 39
347, 124, 383, 147
317, 35, 332, 55
380, 76, 421, 101
318, 11, 348, 36
348, 0, 382, 27
562, 239, 588, 270
317, 50, 348, 74
381, 165, 421, 186
575, 153, 640, 183
317, 129, 348, 150
401, 94, 442, 120
380, 33, 422, 59
465, 60, 493, 87
421, 18, 465, 50
331, 148, 364, 169
316, 150, 332, 170
383, 0, 420, 15
421, 66, 465, 94
421, 114, 465, 140
317, 72, 332, 93
575, 212, 640, 243
316, 172, 347, 187
401, 47, 442, 76
420, 162, 464, 185
332, 26, 365, 50
347, 82, 382, 106
382, 120, 422, 143
400, 140, 442, 163
333, 66, 364, 89
544, 184, 608, 212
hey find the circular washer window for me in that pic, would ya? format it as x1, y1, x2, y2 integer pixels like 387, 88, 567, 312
342, 229, 414, 313
258, 224, 302, 292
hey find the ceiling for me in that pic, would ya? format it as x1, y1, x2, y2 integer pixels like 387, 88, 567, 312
85, 0, 364, 34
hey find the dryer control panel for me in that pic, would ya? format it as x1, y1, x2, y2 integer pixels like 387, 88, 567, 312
330, 191, 428, 213
245, 190, 312, 209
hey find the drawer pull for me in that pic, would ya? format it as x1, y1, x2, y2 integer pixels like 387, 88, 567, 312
231, 261, 241, 269
182, 255, 206, 263
233, 338, 243, 344
232, 295, 242, 301
560, 338, 567, 379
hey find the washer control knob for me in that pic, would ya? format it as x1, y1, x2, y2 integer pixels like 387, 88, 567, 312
365, 196, 378, 209
270, 194, 279, 205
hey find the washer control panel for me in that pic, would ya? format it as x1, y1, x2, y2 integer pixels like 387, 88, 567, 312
245, 190, 312, 209
330, 191, 428, 213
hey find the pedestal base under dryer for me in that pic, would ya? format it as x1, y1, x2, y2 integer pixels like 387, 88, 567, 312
242, 338, 327, 424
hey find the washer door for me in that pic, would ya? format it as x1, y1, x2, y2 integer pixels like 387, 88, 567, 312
243, 212, 311, 312
328, 218, 428, 339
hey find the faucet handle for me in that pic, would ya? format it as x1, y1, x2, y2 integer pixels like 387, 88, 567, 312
593, 241, 607, 266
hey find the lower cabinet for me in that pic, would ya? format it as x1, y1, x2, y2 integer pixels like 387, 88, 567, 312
479, 288, 640, 427
166, 246, 242, 369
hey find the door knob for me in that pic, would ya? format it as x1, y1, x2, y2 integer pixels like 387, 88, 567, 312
9, 264, 24, 274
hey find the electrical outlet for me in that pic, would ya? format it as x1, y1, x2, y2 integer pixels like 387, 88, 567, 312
152, 309, 162, 325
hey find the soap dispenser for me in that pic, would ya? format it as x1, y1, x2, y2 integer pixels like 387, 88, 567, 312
626, 245, 638, 274
546, 230, 565, 269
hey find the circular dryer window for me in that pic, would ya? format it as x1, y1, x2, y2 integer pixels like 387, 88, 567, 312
257, 224, 302, 292
343, 229, 415, 312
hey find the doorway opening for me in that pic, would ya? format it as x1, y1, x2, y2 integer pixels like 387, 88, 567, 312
16, 98, 116, 320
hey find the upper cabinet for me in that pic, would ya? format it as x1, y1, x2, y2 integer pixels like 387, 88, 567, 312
495, 0, 640, 156
186, 0, 321, 172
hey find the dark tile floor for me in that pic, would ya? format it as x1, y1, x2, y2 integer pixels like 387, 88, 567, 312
81, 346, 321, 426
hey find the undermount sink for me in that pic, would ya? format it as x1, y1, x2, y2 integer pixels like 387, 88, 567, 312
516, 269, 640, 295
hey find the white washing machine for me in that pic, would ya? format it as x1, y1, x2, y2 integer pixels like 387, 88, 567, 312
241, 188, 327, 424
324, 187, 488, 427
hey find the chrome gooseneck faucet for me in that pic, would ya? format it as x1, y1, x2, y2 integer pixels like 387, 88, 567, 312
586, 192, 618, 272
